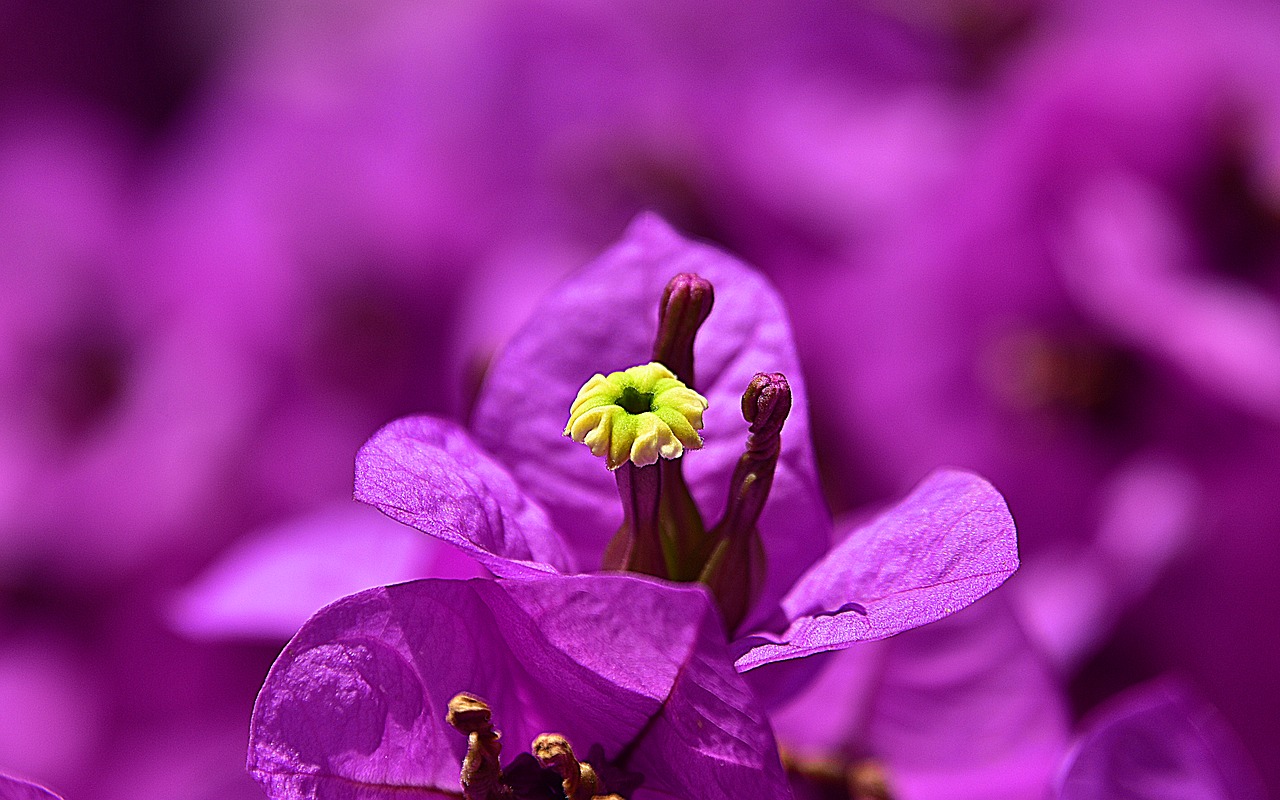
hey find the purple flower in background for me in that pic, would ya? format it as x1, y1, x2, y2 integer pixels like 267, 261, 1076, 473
0, 633, 104, 791
0, 101, 281, 800
145, 74, 479, 519
1057, 679, 1266, 800
0, 773, 62, 800
93, 716, 269, 800
249, 574, 792, 800
174, 502, 481, 640
788, 1, 1280, 780
0, 101, 256, 583
204, 0, 981, 287
795, 181, 1203, 673
770, 592, 1069, 800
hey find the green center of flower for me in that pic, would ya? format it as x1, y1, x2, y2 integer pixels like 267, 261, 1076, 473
616, 385, 653, 415
564, 362, 708, 471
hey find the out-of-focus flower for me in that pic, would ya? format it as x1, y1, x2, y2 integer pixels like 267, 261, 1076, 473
203, 0, 981, 287
0, 102, 255, 583
0, 100, 272, 796
798, 0, 1269, 636
249, 574, 792, 800
146, 93, 474, 518
0, 634, 104, 791
92, 713, 270, 800
36, 586, 278, 800
796, 174, 1204, 674
788, 1, 1280, 780
1057, 679, 1266, 800
173, 502, 481, 640
771, 592, 1069, 800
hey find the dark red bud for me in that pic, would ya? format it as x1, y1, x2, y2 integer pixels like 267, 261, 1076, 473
653, 273, 714, 387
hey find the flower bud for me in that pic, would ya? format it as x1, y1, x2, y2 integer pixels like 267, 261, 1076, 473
653, 273, 714, 386
701, 372, 792, 632
447, 693, 511, 800
532, 733, 605, 800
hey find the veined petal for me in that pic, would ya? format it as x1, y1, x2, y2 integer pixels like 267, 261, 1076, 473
356, 416, 575, 576
473, 213, 831, 610
248, 575, 792, 800
736, 469, 1017, 670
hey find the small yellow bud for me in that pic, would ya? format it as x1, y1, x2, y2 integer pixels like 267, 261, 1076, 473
564, 362, 707, 470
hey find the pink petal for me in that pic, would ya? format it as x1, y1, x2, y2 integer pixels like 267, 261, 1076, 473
356, 416, 573, 576
249, 574, 791, 800
737, 470, 1017, 670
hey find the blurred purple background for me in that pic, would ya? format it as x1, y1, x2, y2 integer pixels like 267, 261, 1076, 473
2, 0, 1278, 797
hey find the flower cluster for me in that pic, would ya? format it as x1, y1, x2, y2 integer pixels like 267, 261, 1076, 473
1, 0, 1276, 797
236, 217, 1023, 799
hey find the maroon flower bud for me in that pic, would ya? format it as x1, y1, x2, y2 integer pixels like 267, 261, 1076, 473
701, 372, 792, 632
652, 273, 714, 387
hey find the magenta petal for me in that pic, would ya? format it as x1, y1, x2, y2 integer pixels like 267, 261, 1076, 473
355, 416, 574, 576
868, 594, 1069, 800
473, 213, 830, 611
1013, 457, 1197, 672
736, 470, 1017, 670
0, 775, 62, 800
768, 596, 1067, 800
1060, 176, 1280, 421
249, 574, 792, 800
172, 502, 483, 640
1058, 680, 1265, 800
764, 644, 886, 754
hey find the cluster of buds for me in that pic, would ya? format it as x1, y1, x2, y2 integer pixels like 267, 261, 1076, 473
780, 748, 896, 800
447, 694, 625, 800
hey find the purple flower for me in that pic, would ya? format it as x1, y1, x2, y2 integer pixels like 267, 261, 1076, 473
145, 56, 488, 520
248, 573, 791, 800
191, 213, 1019, 800
770, 592, 1070, 800
0, 774, 62, 800
785, 1, 1280, 779
181, 215, 1017, 657
1057, 679, 1266, 800
173, 502, 481, 640
351, 214, 1018, 670
0, 102, 256, 582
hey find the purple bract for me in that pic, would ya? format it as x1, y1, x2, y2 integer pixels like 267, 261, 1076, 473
249, 574, 791, 800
